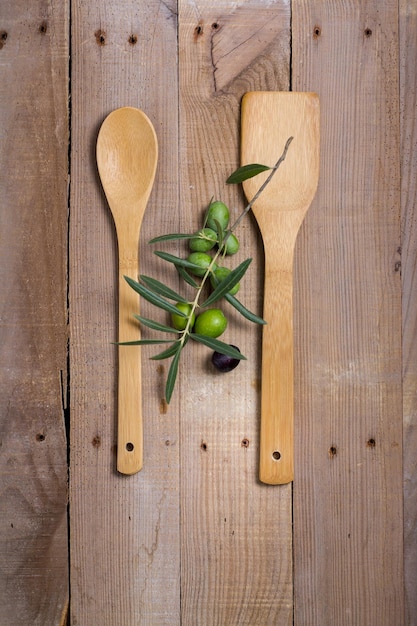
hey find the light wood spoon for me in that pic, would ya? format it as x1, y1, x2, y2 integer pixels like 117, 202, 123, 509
97, 107, 158, 474
241, 92, 319, 484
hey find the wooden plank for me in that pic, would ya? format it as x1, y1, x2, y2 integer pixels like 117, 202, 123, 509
0, 2, 69, 625
178, 2, 293, 623
68, 1, 180, 624
400, 1, 417, 623
292, 2, 404, 624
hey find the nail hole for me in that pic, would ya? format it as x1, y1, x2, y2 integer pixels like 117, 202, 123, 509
272, 450, 281, 461
95, 29, 106, 45
367, 438, 376, 448
39, 21, 47, 34
329, 445, 337, 457
313, 26, 321, 38
364, 28, 372, 37
92, 435, 101, 448
36, 433, 45, 442
211, 22, 219, 30
241, 438, 249, 448
128, 34, 137, 45
126, 442, 134, 452
200, 441, 208, 451
1, 31, 8, 41
194, 22, 204, 42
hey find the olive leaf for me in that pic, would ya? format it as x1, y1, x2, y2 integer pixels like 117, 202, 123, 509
224, 292, 266, 325
116, 338, 173, 346
149, 233, 193, 244
176, 265, 199, 288
150, 342, 183, 361
201, 258, 252, 307
165, 347, 182, 403
190, 334, 246, 359
212, 219, 224, 247
124, 275, 187, 317
133, 314, 179, 334
202, 196, 215, 228
226, 163, 271, 184
153, 250, 211, 272
139, 274, 188, 303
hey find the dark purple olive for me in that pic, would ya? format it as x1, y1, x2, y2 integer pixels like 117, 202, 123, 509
211, 345, 241, 372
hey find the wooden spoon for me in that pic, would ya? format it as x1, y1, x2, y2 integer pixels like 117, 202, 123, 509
241, 92, 319, 484
97, 107, 158, 474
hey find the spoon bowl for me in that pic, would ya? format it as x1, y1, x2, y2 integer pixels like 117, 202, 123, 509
97, 107, 158, 474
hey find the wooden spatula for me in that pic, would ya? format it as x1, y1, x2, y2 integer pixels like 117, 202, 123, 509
97, 107, 158, 474
241, 92, 319, 484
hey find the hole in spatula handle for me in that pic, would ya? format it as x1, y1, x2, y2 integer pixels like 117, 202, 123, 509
126, 442, 134, 452
272, 450, 281, 461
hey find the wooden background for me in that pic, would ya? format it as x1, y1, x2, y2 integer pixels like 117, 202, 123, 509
0, 0, 415, 624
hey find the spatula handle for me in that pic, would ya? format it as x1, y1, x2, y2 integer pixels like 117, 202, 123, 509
117, 249, 143, 474
259, 259, 294, 484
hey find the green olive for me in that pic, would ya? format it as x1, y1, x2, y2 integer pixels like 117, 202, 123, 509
194, 309, 228, 338
187, 252, 216, 277
189, 228, 218, 252
171, 302, 195, 331
210, 267, 240, 296
206, 201, 230, 233
223, 232, 240, 255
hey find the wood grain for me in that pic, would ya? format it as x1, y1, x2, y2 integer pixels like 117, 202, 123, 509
69, 1, 180, 624
292, 2, 404, 624
178, 1, 293, 623
400, 1, 417, 623
0, 2, 69, 624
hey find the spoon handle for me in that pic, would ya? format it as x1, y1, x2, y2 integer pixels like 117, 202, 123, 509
117, 244, 143, 474
259, 257, 294, 484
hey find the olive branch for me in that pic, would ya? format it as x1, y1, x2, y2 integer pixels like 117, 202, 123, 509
120, 136, 293, 403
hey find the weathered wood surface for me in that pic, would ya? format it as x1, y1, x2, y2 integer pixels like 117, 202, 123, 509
178, 2, 293, 623
69, 1, 181, 625
0, 1, 69, 625
1, 0, 415, 624
400, 1, 417, 623
292, 1, 404, 624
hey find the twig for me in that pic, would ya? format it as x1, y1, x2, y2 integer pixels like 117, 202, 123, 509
229, 136, 294, 232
